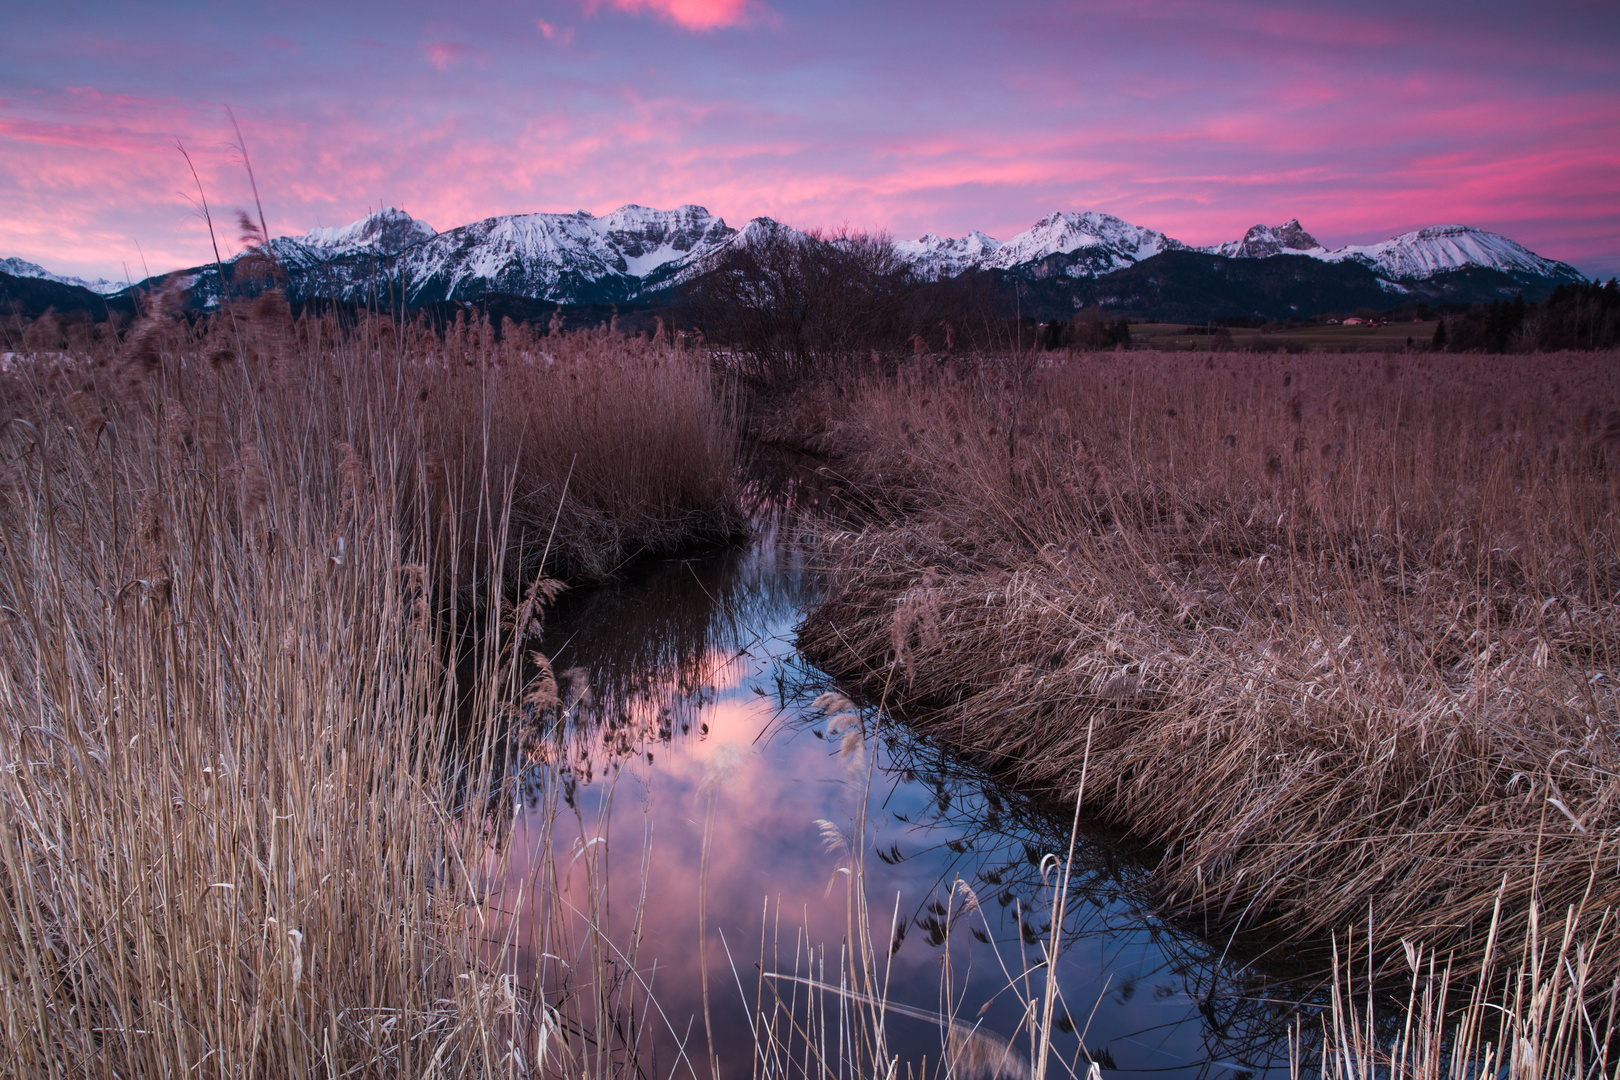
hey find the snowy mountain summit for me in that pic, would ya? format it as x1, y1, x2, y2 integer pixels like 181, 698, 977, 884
905, 215, 1582, 286
0, 257, 126, 296
893, 231, 1001, 280
242, 203, 740, 305
11, 204, 1583, 313
899, 211, 1187, 282
1204, 220, 1327, 259
1319, 224, 1580, 282
291, 208, 438, 258
987, 211, 1185, 271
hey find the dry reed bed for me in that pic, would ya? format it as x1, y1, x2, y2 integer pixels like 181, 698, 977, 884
409, 310, 744, 580
0, 303, 739, 1077
797, 349, 1620, 986
228, 300, 744, 581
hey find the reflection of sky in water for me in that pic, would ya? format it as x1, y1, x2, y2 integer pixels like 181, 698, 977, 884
487, 508, 1305, 1079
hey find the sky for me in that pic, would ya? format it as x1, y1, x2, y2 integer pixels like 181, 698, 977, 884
3, 0, 1618, 283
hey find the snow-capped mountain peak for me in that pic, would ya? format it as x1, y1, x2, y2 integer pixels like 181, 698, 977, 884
894, 211, 1188, 282
378, 204, 745, 304
1, 256, 127, 295
987, 210, 1186, 270
1205, 219, 1327, 259
293, 207, 437, 257
1323, 224, 1581, 281
89, 202, 1584, 312
894, 230, 1002, 280
1193, 219, 1583, 282
588, 204, 738, 276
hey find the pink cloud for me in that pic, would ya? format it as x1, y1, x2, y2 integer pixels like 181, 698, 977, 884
3, 1, 1616, 281
536, 20, 576, 44
422, 40, 489, 72
583, 0, 757, 31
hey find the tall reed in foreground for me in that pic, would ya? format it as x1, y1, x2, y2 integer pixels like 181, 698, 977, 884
1304, 889, 1620, 1080
0, 302, 740, 1077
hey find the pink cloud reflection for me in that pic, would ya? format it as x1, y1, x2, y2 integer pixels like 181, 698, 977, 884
483, 686, 946, 1059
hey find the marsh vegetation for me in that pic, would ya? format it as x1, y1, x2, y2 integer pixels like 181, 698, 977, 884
0, 301, 740, 1076
2, 290, 1618, 1078
793, 347, 1620, 1072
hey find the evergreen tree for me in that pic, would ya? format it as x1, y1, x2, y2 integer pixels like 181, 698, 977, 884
1432, 318, 1448, 351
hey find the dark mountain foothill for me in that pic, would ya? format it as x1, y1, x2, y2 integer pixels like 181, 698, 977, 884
1, 270, 138, 324
1001, 251, 1405, 323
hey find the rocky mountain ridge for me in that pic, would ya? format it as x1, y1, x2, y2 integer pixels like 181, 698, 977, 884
8, 205, 1588, 316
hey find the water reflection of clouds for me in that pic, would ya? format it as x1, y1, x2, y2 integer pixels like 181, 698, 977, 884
487, 514, 1305, 1079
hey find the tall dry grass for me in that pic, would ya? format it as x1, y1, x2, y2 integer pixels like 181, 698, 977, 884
796, 350, 1620, 995
205, 300, 743, 582
409, 311, 744, 580
0, 300, 740, 1076
1306, 893, 1620, 1080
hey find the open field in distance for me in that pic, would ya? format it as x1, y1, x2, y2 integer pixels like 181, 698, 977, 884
1129, 320, 1433, 352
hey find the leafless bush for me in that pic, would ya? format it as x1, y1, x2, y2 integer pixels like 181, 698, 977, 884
684, 226, 1007, 389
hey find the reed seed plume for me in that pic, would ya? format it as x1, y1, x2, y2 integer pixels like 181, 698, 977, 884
945, 1022, 1031, 1080
815, 818, 853, 857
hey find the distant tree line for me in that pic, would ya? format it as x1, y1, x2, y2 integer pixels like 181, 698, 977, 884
1433, 279, 1619, 352
1031, 309, 1134, 351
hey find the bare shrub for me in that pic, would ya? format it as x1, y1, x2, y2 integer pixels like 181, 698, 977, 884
684, 227, 1007, 389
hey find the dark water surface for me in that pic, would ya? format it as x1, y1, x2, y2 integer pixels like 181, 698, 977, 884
486, 497, 1311, 1079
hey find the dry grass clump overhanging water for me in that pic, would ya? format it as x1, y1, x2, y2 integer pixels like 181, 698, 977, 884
794, 350, 1620, 993
0, 300, 741, 1077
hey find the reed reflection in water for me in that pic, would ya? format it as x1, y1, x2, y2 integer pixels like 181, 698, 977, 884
481, 506, 1308, 1079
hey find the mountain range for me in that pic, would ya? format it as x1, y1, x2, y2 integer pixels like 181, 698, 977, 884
3, 205, 1591, 325
1, 256, 127, 296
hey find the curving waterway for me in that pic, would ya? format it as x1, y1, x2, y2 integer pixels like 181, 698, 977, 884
482, 488, 1311, 1079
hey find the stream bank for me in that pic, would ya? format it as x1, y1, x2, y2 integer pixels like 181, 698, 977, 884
495, 471, 1316, 1079
779, 352, 1620, 997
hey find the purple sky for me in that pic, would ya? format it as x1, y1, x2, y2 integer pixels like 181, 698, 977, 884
3, 0, 1618, 283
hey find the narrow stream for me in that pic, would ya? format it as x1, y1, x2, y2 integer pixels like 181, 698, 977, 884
487, 490, 1311, 1079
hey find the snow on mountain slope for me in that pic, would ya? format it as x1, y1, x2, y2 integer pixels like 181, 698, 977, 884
296, 207, 437, 256
592, 204, 736, 273
985, 211, 1186, 273
399, 211, 624, 303
641, 216, 819, 292
894, 231, 1002, 279
1196, 220, 1583, 283
907, 214, 1582, 287
255, 208, 438, 280
391, 204, 739, 303
1202, 220, 1327, 259
1, 256, 126, 295
1321, 224, 1583, 281
146, 202, 1589, 308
